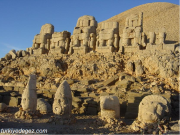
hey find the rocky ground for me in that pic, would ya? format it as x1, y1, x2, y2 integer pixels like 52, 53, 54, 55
0, 107, 179, 134
0, 43, 179, 134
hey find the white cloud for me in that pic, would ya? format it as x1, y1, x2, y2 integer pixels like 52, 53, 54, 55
0, 42, 22, 51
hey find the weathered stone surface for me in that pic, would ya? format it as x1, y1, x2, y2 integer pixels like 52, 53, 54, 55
100, 95, 120, 119
103, 75, 119, 86
9, 97, 20, 107
9, 49, 17, 59
138, 95, 170, 123
4, 53, 12, 60
21, 74, 37, 111
53, 80, 72, 117
37, 98, 52, 114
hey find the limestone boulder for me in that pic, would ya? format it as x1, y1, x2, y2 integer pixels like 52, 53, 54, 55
100, 95, 120, 119
138, 95, 170, 123
9, 49, 17, 59
16, 50, 23, 57
37, 98, 52, 114
4, 53, 12, 60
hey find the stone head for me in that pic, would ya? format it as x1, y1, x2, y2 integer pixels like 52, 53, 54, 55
40, 24, 54, 35
21, 74, 37, 111
53, 80, 72, 116
138, 95, 170, 123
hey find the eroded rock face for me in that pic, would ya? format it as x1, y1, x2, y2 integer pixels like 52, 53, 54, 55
53, 80, 72, 118
138, 95, 170, 123
21, 74, 37, 111
100, 95, 120, 119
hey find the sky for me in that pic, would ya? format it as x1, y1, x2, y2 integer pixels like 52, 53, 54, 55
0, 0, 179, 58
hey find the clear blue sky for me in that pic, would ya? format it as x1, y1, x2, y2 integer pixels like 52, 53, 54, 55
0, 0, 179, 58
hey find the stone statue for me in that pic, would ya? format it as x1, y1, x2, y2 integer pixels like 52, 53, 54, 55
32, 24, 54, 55
69, 15, 97, 54
88, 33, 96, 51
49, 31, 71, 55
21, 74, 37, 111
119, 12, 147, 53
15, 74, 38, 119
138, 95, 170, 123
96, 22, 119, 53
100, 95, 120, 119
53, 80, 72, 118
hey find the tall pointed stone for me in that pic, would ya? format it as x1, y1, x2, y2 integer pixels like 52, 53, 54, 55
53, 80, 72, 118
21, 74, 37, 111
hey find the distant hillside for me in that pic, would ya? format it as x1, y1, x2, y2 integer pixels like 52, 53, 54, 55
98, 2, 179, 43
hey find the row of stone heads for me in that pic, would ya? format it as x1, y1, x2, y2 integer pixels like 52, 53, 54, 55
18, 74, 170, 125
26, 13, 166, 55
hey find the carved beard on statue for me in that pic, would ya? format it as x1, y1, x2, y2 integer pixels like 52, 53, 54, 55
53, 96, 70, 116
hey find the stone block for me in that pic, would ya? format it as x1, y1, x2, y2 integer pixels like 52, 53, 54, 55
103, 75, 119, 86
72, 96, 81, 102
43, 89, 50, 94
81, 80, 90, 85
14, 87, 19, 91
66, 79, 74, 85
163, 44, 175, 51
80, 92, 89, 97
89, 93, 99, 97
100, 92, 109, 96
9, 49, 17, 59
9, 97, 20, 107
116, 79, 131, 89
72, 101, 79, 108
124, 46, 139, 53
77, 88, 87, 92
3, 86, 14, 91
0, 58, 6, 61
47, 92, 55, 99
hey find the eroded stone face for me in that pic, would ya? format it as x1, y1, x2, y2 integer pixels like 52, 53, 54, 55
53, 80, 72, 117
138, 95, 170, 123
21, 74, 37, 111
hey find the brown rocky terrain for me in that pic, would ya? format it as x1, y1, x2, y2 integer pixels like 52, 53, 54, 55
0, 2, 179, 134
